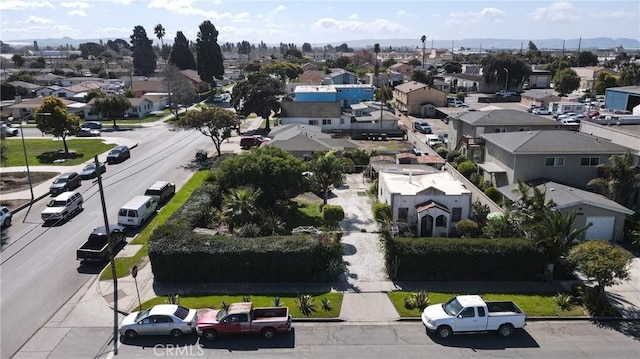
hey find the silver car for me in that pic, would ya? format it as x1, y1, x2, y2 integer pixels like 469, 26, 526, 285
119, 304, 198, 339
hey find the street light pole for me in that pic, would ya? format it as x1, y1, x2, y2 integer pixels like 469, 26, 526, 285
503, 68, 509, 93
9, 116, 34, 204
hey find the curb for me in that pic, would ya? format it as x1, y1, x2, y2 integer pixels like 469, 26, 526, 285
396, 316, 636, 322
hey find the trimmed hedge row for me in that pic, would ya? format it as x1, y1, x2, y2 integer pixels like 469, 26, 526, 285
149, 225, 341, 282
386, 237, 545, 281
165, 183, 220, 229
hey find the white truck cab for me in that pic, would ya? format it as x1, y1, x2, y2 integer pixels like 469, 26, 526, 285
422, 295, 526, 339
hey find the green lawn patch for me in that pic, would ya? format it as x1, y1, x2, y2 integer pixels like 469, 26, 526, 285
100, 169, 213, 280
388, 291, 586, 317
1, 138, 115, 167
138, 293, 343, 318
285, 200, 324, 231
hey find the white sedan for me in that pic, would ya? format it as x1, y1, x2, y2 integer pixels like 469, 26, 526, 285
119, 304, 198, 339
532, 108, 551, 115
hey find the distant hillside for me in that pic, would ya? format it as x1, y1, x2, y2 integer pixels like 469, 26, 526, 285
4, 36, 639, 51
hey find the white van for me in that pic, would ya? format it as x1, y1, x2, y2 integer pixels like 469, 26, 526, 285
117, 195, 157, 227
41, 191, 83, 222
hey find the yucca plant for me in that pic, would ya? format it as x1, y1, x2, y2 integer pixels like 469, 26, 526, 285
295, 293, 317, 316
273, 296, 282, 307
555, 293, 574, 311
242, 295, 251, 303
167, 293, 179, 304
221, 301, 229, 310
321, 297, 332, 311
405, 291, 430, 311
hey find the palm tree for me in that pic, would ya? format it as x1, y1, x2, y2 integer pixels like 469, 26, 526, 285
373, 43, 380, 88
154, 24, 166, 47
533, 211, 592, 269
587, 152, 640, 209
510, 180, 555, 233
420, 35, 426, 70
224, 187, 262, 232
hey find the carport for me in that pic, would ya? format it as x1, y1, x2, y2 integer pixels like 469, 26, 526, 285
477, 162, 508, 187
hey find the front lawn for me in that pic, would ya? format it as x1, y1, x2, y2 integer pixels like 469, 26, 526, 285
1, 138, 115, 167
388, 291, 586, 317
139, 293, 343, 318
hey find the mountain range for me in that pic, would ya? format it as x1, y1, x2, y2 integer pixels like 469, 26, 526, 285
3, 36, 639, 50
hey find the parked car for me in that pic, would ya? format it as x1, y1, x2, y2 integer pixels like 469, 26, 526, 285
526, 105, 540, 113
144, 180, 176, 205
585, 111, 600, 119
0, 206, 12, 228
422, 295, 526, 339
106, 145, 130, 164
495, 90, 516, 97
49, 172, 81, 196
80, 121, 103, 130
561, 118, 580, 126
413, 121, 432, 134
76, 128, 101, 137
240, 135, 270, 150
532, 108, 551, 115
556, 112, 578, 121
197, 302, 292, 341
1, 124, 19, 137
425, 134, 443, 147
77, 224, 126, 263
437, 132, 449, 144
41, 191, 83, 223
119, 304, 198, 339
80, 162, 106, 179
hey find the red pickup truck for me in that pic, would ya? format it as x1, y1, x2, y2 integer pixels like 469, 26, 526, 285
197, 302, 291, 341
240, 135, 270, 149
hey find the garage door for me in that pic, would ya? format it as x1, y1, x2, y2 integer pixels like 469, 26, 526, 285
585, 216, 615, 241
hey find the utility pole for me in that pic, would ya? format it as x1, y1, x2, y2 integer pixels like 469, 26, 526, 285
95, 154, 119, 355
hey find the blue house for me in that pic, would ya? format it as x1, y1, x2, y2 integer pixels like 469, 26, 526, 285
323, 70, 359, 85
294, 84, 374, 109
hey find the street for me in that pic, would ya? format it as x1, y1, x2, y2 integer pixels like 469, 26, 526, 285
0, 124, 213, 358
100, 321, 640, 358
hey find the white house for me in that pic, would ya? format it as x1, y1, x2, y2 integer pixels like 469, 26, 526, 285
377, 170, 472, 237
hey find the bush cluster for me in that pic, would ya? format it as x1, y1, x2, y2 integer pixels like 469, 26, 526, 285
165, 183, 221, 229
385, 237, 545, 281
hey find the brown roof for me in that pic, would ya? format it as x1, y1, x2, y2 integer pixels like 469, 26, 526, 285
416, 155, 445, 164
180, 69, 205, 83
132, 79, 166, 93
8, 97, 79, 109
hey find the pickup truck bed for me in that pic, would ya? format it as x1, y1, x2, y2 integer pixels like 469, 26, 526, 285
77, 224, 125, 263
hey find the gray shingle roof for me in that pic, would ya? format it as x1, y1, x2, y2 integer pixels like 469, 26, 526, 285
456, 109, 555, 126
480, 130, 629, 154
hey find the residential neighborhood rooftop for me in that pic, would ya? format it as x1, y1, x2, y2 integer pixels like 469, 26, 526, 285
480, 130, 630, 154
379, 171, 471, 196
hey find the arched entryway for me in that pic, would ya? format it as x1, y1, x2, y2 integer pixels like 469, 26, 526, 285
421, 215, 434, 237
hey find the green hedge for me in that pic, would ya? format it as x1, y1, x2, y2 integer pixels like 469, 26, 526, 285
386, 237, 545, 281
149, 227, 342, 282
165, 183, 220, 229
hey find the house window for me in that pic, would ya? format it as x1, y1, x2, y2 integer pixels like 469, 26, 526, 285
435, 215, 447, 227
451, 208, 462, 222
518, 127, 531, 131
494, 128, 506, 133
308, 119, 319, 125
545, 157, 565, 167
340, 118, 345, 124
322, 119, 332, 125
398, 208, 408, 221
580, 157, 599, 166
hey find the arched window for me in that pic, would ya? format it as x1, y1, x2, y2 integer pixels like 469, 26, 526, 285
435, 215, 447, 227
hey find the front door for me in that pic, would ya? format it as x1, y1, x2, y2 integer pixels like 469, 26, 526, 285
421, 215, 433, 237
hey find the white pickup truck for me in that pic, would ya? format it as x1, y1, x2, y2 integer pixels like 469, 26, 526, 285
422, 295, 526, 339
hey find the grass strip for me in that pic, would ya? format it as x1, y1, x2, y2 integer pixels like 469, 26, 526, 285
1, 138, 115, 167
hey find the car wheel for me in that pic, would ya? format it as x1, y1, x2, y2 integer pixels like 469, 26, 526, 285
170, 329, 183, 338
4, 217, 11, 227
436, 326, 452, 339
203, 329, 217, 341
262, 327, 276, 340
125, 330, 137, 339
498, 324, 514, 338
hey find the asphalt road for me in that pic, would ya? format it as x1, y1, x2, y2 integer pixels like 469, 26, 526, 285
103, 321, 640, 359
0, 125, 213, 358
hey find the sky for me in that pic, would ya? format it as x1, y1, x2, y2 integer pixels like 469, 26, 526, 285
1, 0, 639, 46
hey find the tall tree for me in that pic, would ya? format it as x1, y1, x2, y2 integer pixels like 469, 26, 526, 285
11, 54, 25, 68
527, 40, 538, 51
568, 240, 633, 298
510, 180, 555, 232
593, 71, 618, 95
420, 35, 426, 70
130, 25, 157, 76
168, 31, 196, 70
176, 104, 239, 156
162, 64, 197, 120
259, 61, 303, 83
310, 150, 345, 205
34, 97, 80, 154
373, 43, 380, 87
302, 42, 312, 52
412, 70, 433, 87
552, 68, 580, 96
230, 72, 284, 131
617, 63, 640, 86
576, 51, 599, 67
224, 187, 262, 232
91, 95, 131, 128
481, 53, 532, 90
196, 20, 224, 87
154, 24, 166, 47
587, 152, 640, 209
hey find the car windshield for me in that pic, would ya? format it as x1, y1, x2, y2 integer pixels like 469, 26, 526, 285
442, 298, 463, 316
174, 306, 190, 320
48, 200, 66, 207
53, 178, 68, 184
135, 309, 150, 321
84, 164, 95, 170
216, 308, 228, 321
110, 149, 122, 155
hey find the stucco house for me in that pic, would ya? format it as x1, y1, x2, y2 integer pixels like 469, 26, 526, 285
498, 181, 633, 242
124, 98, 154, 118
35, 85, 63, 97
387, 63, 414, 80
7, 96, 84, 120
571, 66, 615, 91
265, 124, 358, 158
478, 130, 630, 189
393, 81, 447, 116
377, 170, 472, 237
520, 90, 561, 108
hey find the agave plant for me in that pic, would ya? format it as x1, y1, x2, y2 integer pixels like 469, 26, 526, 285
555, 293, 574, 311
321, 297, 332, 311
273, 296, 282, 307
221, 301, 229, 310
242, 295, 251, 302
295, 293, 317, 316
407, 291, 429, 311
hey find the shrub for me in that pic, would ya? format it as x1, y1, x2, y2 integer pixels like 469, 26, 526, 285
273, 297, 282, 307
373, 202, 392, 222
555, 293, 574, 311
456, 219, 480, 237
404, 291, 430, 311
446, 150, 461, 163
323, 205, 344, 227
237, 223, 261, 238
457, 161, 477, 179
454, 155, 469, 165
484, 187, 501, 202
435, 146, 448, 159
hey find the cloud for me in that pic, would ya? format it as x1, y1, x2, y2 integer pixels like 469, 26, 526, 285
60, 2, 91, 9
447, 7, 506, 24
148, 0, 227, 19
0, 1, 54, 11
530, 2, 579, 22
26, 16, 54, 24
270, 5, 286, 14
597, 10, 637, 20
232, 12, 251, 23
3, 24, 79, 37
348, 13, 359, 20
312, 18, 409, 36
67, 10, 87, 16
94, 27, 131, 36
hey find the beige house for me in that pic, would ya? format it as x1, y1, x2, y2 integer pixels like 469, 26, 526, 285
520, 90, 561, 108
387, 63, 414, 80
393, 81, 447, 116
571, 66, 615, 91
